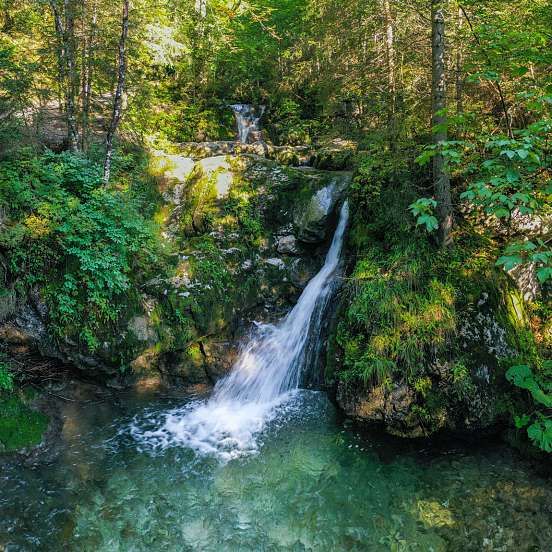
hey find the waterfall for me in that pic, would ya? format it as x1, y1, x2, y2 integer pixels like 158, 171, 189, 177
133, 202, 349, 460
231, 104, 265, 144
215, 201, 349, 404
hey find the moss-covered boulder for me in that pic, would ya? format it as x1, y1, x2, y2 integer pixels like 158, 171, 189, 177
0, 390, 49, 452
0, 146, 349, 391
309, 139, 357, 171
326, 235, 525, 439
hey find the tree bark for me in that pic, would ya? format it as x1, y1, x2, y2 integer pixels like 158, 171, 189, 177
431, 0, 452, 248
455, 5, 464, 141
81, 0, 98, 152
103, 0, 129, 183
49, 0, 80, 152
383, 0, 395, 124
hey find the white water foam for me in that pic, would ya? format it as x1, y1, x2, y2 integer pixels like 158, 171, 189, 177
131, 202, 349, 461
231, 104, 265, 143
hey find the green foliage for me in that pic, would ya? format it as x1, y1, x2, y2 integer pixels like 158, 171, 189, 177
266, 99, 324, 145
408, 198, 438, 231
0, 391, 49, 451
0, 43, 31, 153
413, 116, 552, 280
336, 241, 458, 385
0, 346, 14, 392
222, 182, 264, 243
507, 363, 552, 452
0, 366, 14, 392
0, 151, 163, 351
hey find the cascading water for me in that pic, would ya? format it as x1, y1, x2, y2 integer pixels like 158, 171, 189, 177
231, 104, 265, 143
133, 202, 349, 460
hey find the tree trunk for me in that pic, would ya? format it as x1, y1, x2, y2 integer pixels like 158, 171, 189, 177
103, 0, 129, 183
431, 0, 452, 248
455, 5, 464, 141
383, 0, 395, 124
49, 0, 80, 152
81, 0, 98, 152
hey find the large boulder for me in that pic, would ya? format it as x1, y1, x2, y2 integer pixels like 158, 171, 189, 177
328, 287, 522, 438
0, 146, 349, 390
294, 172, 350, 243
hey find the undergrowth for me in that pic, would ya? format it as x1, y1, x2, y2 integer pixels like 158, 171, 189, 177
0, 149, 166, 352
329, 148, 501, 388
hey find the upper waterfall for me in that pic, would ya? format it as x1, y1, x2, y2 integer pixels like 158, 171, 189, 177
231, 104, 265, 144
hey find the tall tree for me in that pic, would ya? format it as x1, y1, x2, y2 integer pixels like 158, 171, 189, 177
382, 0, 395, 123
103, 0, 129, 182
431, 0, 452, 248
48, 0, 80, 152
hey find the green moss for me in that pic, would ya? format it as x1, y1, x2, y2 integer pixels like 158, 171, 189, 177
0, 392, 49, 451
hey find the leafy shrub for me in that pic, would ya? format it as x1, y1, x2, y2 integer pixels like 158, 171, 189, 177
0, 366, 13, 392
0, 151, 163, 351
507, 363, 552, 452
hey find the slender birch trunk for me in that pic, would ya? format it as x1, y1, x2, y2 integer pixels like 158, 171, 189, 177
431, 0, 452, 248
103, 0, 129, 183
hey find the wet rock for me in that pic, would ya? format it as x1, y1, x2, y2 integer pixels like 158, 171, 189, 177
294, 173, 349, 243
277, 235, 302, 255
336, 380, 427, 438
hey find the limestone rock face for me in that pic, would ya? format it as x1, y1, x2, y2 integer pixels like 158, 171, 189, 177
0, 144, 349, 390
277, 235, 302, 255
294, 173, 349, 243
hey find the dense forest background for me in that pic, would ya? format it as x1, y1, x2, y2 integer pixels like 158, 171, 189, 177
1, 0, 552, 457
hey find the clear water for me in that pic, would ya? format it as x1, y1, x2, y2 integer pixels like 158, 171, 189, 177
1, 388, 551, 552
2, 204, 551, 551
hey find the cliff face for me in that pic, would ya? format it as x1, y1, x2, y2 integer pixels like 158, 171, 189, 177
0, 146, 349, 390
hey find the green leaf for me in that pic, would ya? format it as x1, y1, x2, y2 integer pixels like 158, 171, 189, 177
536, 267, 552, 283
506, 169, 520, 183
417, 215, 438, 232
515, 414, 531, 428
496, 255, 523, 271
529, 253, 551, 265
527, 421, 552, 453
532, 388, 552, 408
431, 123, 448, 134
494, 207, 509, 219
506, 364, 532, 384
513, 66, 529, 77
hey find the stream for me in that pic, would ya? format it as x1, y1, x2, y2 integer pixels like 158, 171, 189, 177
2, 198, 551, 552
1, 386, 551, 552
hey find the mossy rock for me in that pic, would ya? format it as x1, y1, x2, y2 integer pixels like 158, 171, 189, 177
0, 391, 49, 451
